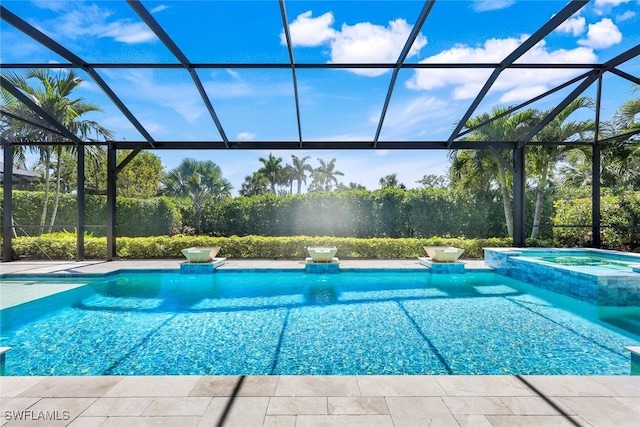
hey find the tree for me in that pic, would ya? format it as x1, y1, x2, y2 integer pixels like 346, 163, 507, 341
290, 154, 313, 194
605, 97, 640, 189
337, 182, 367, 191
309, 158, 344, 191
449, 107, 536, 237
528, 97, 594, 238
379, 173, 406, 190
239, 172, 270, 196
1, 69, 113, 233
280, 165, 295, 195
117, 150, 164, 198
416, 174, 448, 188
164, 158, 232, 233
258, 153, 284, 193
558, 95, 640, 191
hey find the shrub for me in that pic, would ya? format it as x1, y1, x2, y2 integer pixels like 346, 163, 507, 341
10, 234, 515, 260
1, 190, 181, 237
553, 191, 640, 251
203, 189, 509, 239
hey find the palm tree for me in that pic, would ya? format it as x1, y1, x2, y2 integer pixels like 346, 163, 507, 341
278, 165, 295, 195
165, 158, 232, 233
290, 155, 313, 194
606, 97, 640, 189
449, 107, 536, 237
1, 69, 113, 233
559, 96, 640, 191
239, 172, 270, 196
309, 158, 344, 191
528, 97, 594, 239
379, 173, 406, 189
614, 98, 640, 131
337, 182, 367, 191
416, 174, 448, 188
258, 153, 284, 193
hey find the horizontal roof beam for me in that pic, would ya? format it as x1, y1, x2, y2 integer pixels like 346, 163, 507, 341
1, 5, 156, 148
9, 139, 599, 150
0, 62, 607, 70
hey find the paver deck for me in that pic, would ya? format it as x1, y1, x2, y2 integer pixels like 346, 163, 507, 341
1, 260, 639, 426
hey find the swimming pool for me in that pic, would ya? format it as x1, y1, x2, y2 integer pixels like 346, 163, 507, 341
485, 248, 640, 306
2, 269, 639, 376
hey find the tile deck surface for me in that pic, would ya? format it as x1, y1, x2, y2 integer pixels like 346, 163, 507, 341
1, 260, 639, 426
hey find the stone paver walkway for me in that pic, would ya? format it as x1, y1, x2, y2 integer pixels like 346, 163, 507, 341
2, 375, 640, 426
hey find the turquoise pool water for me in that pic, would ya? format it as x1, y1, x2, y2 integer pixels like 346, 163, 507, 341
529, 255, 636, 272
2, 270, 640, 376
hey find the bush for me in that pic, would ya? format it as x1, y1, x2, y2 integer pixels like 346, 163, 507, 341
10, 234, 515, 260
204, 189, 509, 239
1, 190, 181, 237
553, 191, 640, 251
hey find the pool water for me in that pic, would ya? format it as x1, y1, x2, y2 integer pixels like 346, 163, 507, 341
532, 255, 635, 272
2, 270, 639, 376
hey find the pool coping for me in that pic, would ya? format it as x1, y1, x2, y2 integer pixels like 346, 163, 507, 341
1, 260, 639, 426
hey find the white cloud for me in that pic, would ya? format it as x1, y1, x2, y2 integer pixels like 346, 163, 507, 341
225, 69, 242, 80
379, 95, 455, 140
498, 85, 549, 104
150, 5, 169, 14
283, 11, 336, 46
595, 0, 631, 7
616, 10, 636, 22
284, 11, 427, 77
578, 18, 622, 49
237, 132, 256, 141
36, 3, 156, 45
32, 0, 68, 12
112, 70, 206, 124
472, 0, 516, 12
406, 36, 597, 102
556, 15, 586, 36
329, 19, 427, 77
101, 22, 156, 44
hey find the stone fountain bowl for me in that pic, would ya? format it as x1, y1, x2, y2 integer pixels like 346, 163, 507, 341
423, 246, 464, 262
307, 246, 338, 263
181, 246, 221, 263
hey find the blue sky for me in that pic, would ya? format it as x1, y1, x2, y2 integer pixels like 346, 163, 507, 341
1, 0, 639, 194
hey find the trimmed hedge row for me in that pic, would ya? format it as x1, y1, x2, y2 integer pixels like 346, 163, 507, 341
203, 189, 509, 238
9, 235, 517, 260
1, 190, 181, 237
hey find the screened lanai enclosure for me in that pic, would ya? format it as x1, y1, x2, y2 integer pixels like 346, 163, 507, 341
1, 0, 639, 262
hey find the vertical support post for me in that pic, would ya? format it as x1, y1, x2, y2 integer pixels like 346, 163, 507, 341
513, 144, 526, 247
76, 144, 85, 260
106, 144, 116, 260
592, 145, 601, 247
592, 76, 603, 248
2, 144, 13, 262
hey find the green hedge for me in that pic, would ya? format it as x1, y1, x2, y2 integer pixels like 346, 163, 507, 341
1, 190, 181, 237
204, 189, 508, 238
9, 234, 516, 260
553, 191, 640, 251
5, 187, 558, 240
